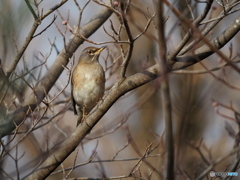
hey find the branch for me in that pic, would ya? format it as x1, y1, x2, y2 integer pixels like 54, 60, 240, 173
24, 14, 240, 180
7, 0, 69, 77
0, 1, 113, 137
168, 0, 214, 59
196, 147, 240, 180
157, 0, 174, 179
119, 3, 134, 79
25, 0, 38, 19
178, 0, 240, 55
32, 15, 57, 38
7, 20, 39, 77
171, 15, 240, 69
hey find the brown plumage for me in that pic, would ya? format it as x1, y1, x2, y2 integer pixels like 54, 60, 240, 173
71, 46, 106, 126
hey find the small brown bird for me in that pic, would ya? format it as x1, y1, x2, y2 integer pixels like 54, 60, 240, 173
71, 46, 106, 126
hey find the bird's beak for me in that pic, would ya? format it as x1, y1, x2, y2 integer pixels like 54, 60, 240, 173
96, 46, 107, 54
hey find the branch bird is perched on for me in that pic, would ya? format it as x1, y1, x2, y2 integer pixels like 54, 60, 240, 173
71, 46, 106, 126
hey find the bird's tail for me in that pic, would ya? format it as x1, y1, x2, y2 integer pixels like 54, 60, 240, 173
76, 113, 82, 127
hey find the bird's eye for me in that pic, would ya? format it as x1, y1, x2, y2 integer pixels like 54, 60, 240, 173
88, 50, 94, 55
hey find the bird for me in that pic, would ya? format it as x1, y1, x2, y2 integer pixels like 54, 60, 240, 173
71, 46, 106, 126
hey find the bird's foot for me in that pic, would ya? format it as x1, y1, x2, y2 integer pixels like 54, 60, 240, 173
82, 114, 91, 128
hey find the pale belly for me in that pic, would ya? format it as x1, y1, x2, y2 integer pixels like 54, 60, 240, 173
72, 66, 105, 112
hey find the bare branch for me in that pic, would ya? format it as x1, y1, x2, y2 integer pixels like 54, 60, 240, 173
157, 0, 174, 179
0, 0, 113, 137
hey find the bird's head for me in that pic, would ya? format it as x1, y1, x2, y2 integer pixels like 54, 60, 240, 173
79, 46, 106, 63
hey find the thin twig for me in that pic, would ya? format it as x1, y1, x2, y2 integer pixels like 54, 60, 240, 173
119, 4, 134, 79
33, 15, 57, 38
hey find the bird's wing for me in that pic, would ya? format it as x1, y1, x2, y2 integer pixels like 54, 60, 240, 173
71, 78, 78, 115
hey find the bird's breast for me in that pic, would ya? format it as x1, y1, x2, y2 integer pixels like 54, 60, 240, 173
72, 62, 105, 111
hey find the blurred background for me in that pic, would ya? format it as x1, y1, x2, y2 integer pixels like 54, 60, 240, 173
0, 0, 240, 179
